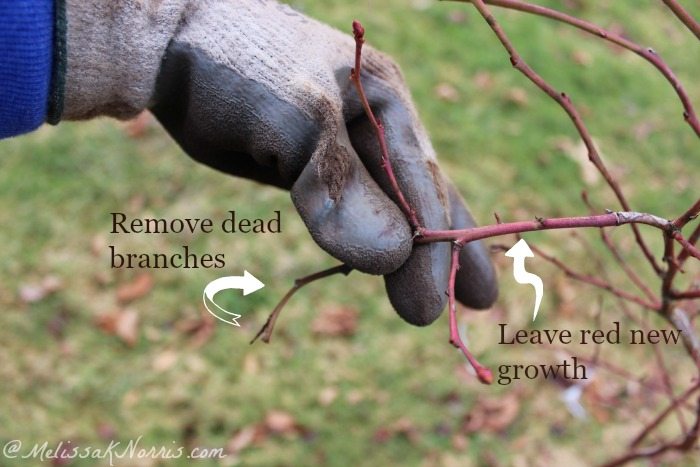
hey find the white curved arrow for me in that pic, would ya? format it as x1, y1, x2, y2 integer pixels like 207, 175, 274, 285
203, 271, 265, 326
505, 239, 543, 321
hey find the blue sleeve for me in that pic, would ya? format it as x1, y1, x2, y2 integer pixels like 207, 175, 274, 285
0, 0, 55, 139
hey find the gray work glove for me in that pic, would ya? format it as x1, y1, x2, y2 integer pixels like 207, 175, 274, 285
57, 0, 498, 325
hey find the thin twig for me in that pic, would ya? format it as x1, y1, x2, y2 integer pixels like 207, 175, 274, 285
447, 242, 493, 384
602, 396, 700, 467
349, 21, 421, 231
582, 193, 659, 303
671, 289, 700, 300
629, 381, 700, 448
678, 223, 700, 266
531, 243, 661, 310
674, 198, 700, 229
661, 0, 700, 41
251, 264, 353, 344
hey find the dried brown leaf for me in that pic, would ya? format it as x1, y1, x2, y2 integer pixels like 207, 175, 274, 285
463, 393, 520, 434
473, 71, 495, 90
116, 273, 154, 304
571, 50, 592, 66
19, 275, 62, 304
318, 386, 338, 406
264, 410, 296, 435
311, 306, 358, 337
505, 87, 529, 107
434, 83, 460, 103
95, 308, 139, 347
227, 425, 259, 454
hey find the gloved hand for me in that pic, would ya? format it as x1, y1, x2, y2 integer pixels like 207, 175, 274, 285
58, 0, 497, 325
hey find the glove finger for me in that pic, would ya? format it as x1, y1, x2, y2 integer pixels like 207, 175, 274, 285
346, 82, 452, 326
291, 123, 412, 275
447, 183, 499, 309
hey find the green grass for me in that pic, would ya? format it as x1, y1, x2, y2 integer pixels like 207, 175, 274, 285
1, 1, 699, 466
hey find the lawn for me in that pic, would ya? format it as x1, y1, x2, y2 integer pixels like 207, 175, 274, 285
0, 1, 699, 465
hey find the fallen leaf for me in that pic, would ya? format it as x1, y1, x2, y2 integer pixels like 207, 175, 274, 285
96, 422, 117, 441
47, 309, 70, 340
264, 410, 296, 435
242, 354, 260, 375
95, 308, 140, 347
448, 10, 468, 24
451, 433, 468, 451
571, 50, 592, 66
18, 275, 63, 304
175, 308, 215, 348
312, 306, 358, 338
434, 82, 460, 103
372, 418, 421, 445
51, 439, 75, 466
372, 427, 392, 444
318, 386, 338, 406
633, 120, 657, 139
505, 87, 529, 107
152, 350, 179, 372
462, 393, 520, 434
473, 71, 495, 91
346, 389, 364, 405
393, 417, 420, 444
116, 273, 154, 304
91, 234, 107, 256
227, 425, 260, 454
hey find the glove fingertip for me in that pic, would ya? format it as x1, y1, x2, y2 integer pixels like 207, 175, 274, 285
291, 131, 413, 275
384, 242, 451, 327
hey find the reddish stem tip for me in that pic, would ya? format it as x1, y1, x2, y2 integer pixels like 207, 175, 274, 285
476, 367, 494, 385
352, 20, 365, 41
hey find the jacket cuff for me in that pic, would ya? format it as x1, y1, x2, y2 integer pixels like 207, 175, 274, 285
0, 0, 54, 138
47, 0, 66, 124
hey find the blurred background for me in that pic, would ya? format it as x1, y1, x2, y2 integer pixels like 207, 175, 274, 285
1, 0, 699, 465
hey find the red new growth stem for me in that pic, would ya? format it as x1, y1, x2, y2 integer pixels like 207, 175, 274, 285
448, 243, 494, 384
350, 21, 421, 231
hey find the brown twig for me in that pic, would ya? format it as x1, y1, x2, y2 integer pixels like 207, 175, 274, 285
602, 396, 700, 467
674, 198, 700, 229
661, 0, 700, 41
251, 264, 353, 344
531, 243, 661, 310
678, 223, 700, 266
582, 193, 658, 304
629, 381, 700, 448
671, 289, 700, 300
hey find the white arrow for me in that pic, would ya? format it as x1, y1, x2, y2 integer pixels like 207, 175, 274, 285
505, 239, 544, 321
202, 271, 265, 326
